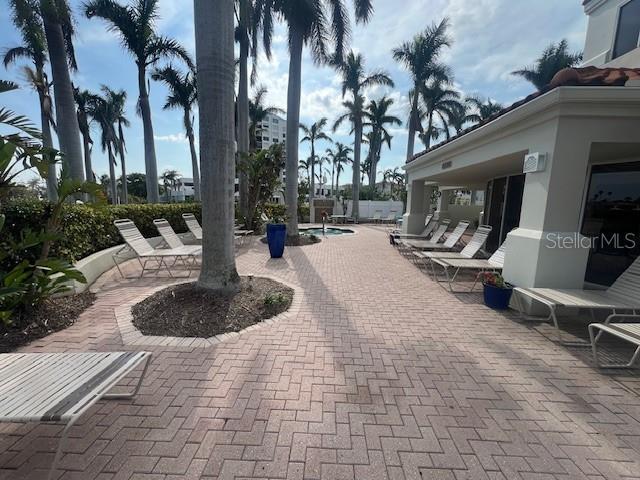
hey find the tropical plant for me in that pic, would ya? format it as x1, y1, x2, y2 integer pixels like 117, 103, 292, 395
248, 85, 284, 151
419, 80, 463, 149
298, 156, 311, 187
363, 95, 401, 189
299, 117, 332, 203
38, 0, 86, 184
159, 169, 181, 203
255, 0, 374, 238
512, 39, 582, 91
5, 0, 58, 200
465, 95, 504, 123
333, 51, 393, 220
151, 64, 200, 202
85, 0, 194, 203
193, 0, 239, 291
239, 144, 285, 229
393, 19, 451, 160
88, 87, 126, 204
325, 142, 352, 196
73, 88, 95, 182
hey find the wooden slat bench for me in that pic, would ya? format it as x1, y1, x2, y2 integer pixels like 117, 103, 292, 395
0, 351, 151, 479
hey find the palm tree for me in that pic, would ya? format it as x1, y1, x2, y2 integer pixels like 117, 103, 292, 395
255, 0, 374, 238
74, 88, 95, 182
85, 0, 194, 204
152, 64, 200, 202
393, 19, 451, 160
512, 39, 582, 91
333, 51, 393, 220
159, 169, 181, 202
363, 95, 401, 189
299, 118, 332, 204
248, 85, 284, 151
88, 89, 120, 204
465, 95, 504, 123
298, 156, 311, 188
39, 0, 85, 184
194, 0, 239, 291
419, 81, 463, 149
5, 0, 58, 200
110, 88, 130, 203
326, 142, 352, 196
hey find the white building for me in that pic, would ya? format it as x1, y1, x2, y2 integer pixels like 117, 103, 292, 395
403, 0, 640, 300
256, 112, 287, 203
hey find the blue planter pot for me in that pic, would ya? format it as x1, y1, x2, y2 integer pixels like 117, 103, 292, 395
266, 223, 286, 258
483, 283, 513, 310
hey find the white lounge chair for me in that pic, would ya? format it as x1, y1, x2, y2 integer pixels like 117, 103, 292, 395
182, 213, 202, 240
398, 219, 451, 255
589, 314, 640, 368
153, 218, 202, 254
0, 351, 151, 480
432, 242, 507, 292
113, 219, 200, 278
390, 214, 434, 243
406, 220, 469, 255
413, 225, 492, 270
513, 255, 640, 344
383, 210, 398, 224
371, 210, 383, 224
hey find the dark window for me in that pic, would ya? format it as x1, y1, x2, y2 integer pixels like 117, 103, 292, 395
613, 0, 640, 59
581, 161, 640, 286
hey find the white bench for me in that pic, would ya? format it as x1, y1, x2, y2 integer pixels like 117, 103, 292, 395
589, 314, 640, 368
0, 351, 151, 479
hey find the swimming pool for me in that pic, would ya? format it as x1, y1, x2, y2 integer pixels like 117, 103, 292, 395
300, 227, 354, 236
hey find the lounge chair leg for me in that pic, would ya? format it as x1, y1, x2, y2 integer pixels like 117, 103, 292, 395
47, 416, 79, 480
102, 354, 152, 399
589, 324, 640, 368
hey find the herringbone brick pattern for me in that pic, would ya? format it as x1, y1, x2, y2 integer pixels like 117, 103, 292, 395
1, 226, 639, 479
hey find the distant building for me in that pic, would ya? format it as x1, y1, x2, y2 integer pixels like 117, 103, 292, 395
256, 112, 287, 204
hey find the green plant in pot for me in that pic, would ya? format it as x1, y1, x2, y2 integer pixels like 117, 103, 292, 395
480, 272, 513, 310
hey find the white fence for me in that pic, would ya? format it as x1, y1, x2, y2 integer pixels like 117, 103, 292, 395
342, 200, 404, 220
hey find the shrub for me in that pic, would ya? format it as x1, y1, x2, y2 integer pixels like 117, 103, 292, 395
1, 199, 203, 263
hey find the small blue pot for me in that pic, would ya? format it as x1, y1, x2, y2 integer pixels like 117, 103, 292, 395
266, 223, 286, 258
483, 283, 513, 310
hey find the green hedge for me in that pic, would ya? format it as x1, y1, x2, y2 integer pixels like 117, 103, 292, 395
1, 200, 202, 263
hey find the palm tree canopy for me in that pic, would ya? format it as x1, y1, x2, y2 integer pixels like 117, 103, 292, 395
151, 64, 197, 132
6, 0, 48, 69
335, 51, 394, 97
363, 96, 401, 148
465, 95, 504, 123
84, 0, 194, 69
512, 39, 582, 91
87, 86, 127, 155
300, 117, 333, 145
248, 85, 284, 127
392, 18, 451, 86
255, 0, 373, 64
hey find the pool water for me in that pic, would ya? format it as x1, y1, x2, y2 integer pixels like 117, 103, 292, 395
300, 227, 353, 236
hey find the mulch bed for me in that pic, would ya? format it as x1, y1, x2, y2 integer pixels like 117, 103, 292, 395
132, 277, 294, 338
0, 292, 96, 353
260, 234, 321, 247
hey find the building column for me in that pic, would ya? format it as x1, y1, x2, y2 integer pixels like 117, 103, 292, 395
402, 180, 428, 234
504, 124, 591, 291
435, 189, 454, 221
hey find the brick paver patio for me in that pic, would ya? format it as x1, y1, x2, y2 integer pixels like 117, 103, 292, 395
1, 226, 639, 479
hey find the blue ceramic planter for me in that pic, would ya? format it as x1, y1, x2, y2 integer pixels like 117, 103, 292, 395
483, 283, 513, 310
266, 223, 286, 258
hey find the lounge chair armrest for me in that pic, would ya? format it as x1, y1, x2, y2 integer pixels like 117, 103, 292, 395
604, 313, 640, 324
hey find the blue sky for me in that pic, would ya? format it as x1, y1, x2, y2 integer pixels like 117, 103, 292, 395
1, 0, 588, 186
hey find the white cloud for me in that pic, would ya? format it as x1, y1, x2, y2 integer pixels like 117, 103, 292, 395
154, 133, 189, 144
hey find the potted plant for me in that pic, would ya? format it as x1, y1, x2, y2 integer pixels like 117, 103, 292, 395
480, 272, 513, 310
266, 213, 287, 258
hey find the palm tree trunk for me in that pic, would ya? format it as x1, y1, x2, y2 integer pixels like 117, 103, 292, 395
406, 90, 419, 161
309, 143, 315, 204
82, 133, 92, 182
108, 145, 118, 204
352, 119, 362, 220
119, 149, 127, 204
185, 113, 201, 201
194, 0, 239, 291
426, 111, 434, 149
331, 162, 335, 199
237, 36, 250, 219
41, 10, 84, 184
38, 89, 58, 201
138, 65, 160, 203
285, 27, 303, 238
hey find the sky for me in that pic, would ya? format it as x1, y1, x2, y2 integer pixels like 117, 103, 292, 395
1, 0, 588, 187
